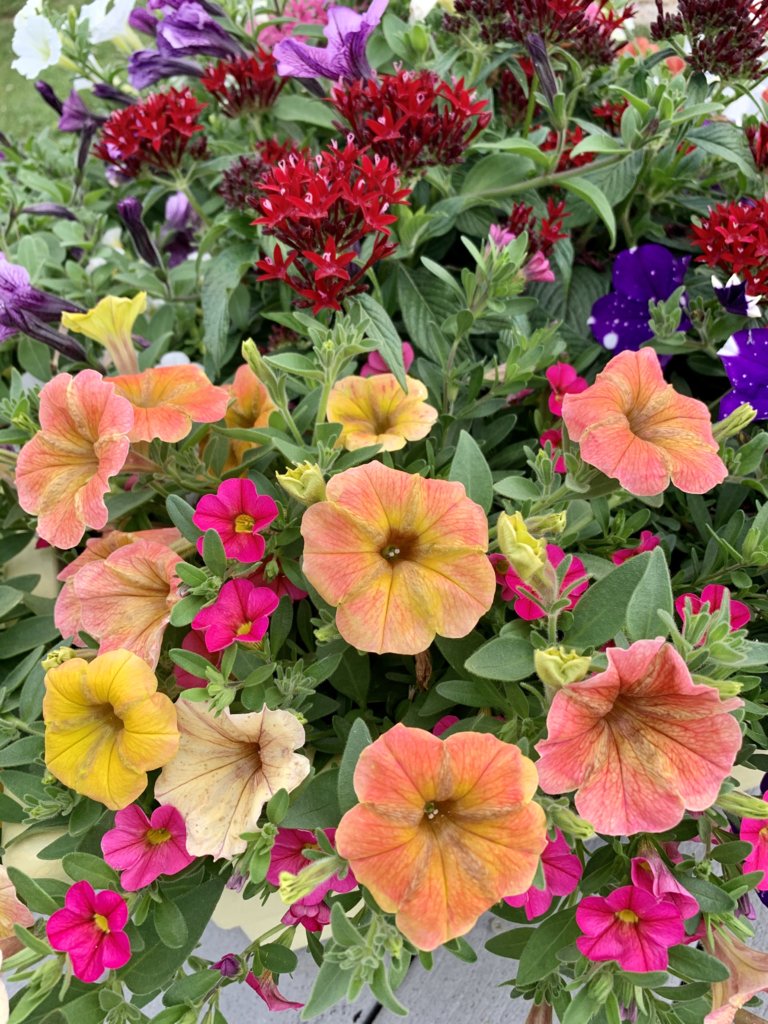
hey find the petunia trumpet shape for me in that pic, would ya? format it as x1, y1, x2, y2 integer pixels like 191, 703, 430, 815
44, 650, 179, 810
704, 927, 768, 1023
535, 638, 743, 835
101, 804, 195, 890
246, 970, 304, 1011
155, 701, 310, 860
108, 365, 229, 443
267, 828, 356, 904
335, 723, 547, 951
192, 579, 279, 651
630, 852, 700, 918
576, 885, 685, 973
504, 829, 582, 920
327, 373, 438, 452
0, 866, 34, 957
273, 0, 387, 80
301, 461, 496, 654
562, 348, 727, 497
61, 293, 146, 375
16, 370, 134, 549
193, 478, 278, 563
46, 881, 130, 983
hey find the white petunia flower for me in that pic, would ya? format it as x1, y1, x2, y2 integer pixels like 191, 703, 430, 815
78, 0, 136, 44
11, 14, 62, 79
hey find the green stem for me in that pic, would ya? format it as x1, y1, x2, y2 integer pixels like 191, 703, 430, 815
313, 372, 335, 444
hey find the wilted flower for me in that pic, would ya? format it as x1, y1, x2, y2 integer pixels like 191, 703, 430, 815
576, 885, 685, 972
275, 462, 326, 506
46, 882, 131, 983
534, 647, 592, 688
491, 545, 588, 620
44, 650, 179, 810
108, 365, 229, 442
115, 197, 162, 267
0, 867, 34, 957
155, 702, 310, 860
273, 0, 388, 80
62, 293, 145, 375
155, 0, 244, 57
246, 970, 304, 1011
630, 852, 700, 917
327, 373, 438, 452
496, 511, 547, 582
0, 254, 84, 358
101, 804, 195, 890
128, 49, 204, 88
704, 926, 768, 1023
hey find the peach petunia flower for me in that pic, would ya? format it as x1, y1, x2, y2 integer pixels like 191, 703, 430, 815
0, 866, 34, 958
108, 365, 229, 443
326, 373, 438, 452
71, 539, 183, 668
16, 370, 134, 549
562, 348, 727, 497
223, 363, 277, 470
155, 701, 310, 860
535, 638, 742, 835
300, 461, 496, 655
704, 927, 768, 1023
44, 650, 179, 811
61, 293, 146, 375
55, 527, 181, 641
335, 723, 547, 951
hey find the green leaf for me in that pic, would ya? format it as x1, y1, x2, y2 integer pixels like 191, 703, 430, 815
0, 735, 44, 767
449, 431, 493, 513
260, 943, 299, 974
301, 958, 350, 1019
687, 121, 757, 177
516, 908, 580, 985
154, 899, 189, 950
711, 840, 753, 864
559, 176, 617, 247
435, 678, 503, 709
353, 294, 407, 391
396, 266, 453, 365
162, 970, 217, 1007
0, 586, 24, 618
6, 868, 59, 915
19, 663, 46, 720
0, 616, 59, 658
202, 243, 253, 376
493, 476, 540, 500
564, 553, 651, 649
202, 528, 227, 577
668, 944, 730, 982
625, 546, 673, 641
166, 495, 201, 544
680, 875, 736, 914
272, 94, 337, 129
464, 636, 535, 682
370, 962, 408, 1016
330, 902, 364, 946
62, 853, 119, 889
337, 718, 373, 815
282, 769, 341, 829
460, 154, 534, 200
485, 926, 536, 959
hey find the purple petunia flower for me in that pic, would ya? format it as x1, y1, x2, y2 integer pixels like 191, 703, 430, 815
156, 1, 244, 58
717, 328, 768, 420
117, 197, 162, 268
128, 49, 204, 89
712, 274, 762, 318
0, 255, 84, 357
148, 0, 224, 13
129, 6, 159, 35
160, 191, 200, 266
588, 244, 690, 354
58, 91, 105, 133
273, 0, 388, 81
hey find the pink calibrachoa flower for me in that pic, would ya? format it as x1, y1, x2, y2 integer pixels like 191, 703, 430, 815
630, 852, 700, 917
432, 715, 459, 737
360, 341, 415, 377
535, 638, 743, 835
611, 530, 661, 565
504, 829, 582, 920
248, 562, 308, 602
540, 428, 566, 473
173, 629, 222, 690
72, 539, 183, 668
562, 348, 728, 497
675, 584, 751, 632
192, 579, 279, 652
0, 866, 34, 957
576, 885, 685, 972
267, 828, 356, 903
490, 545, 588, 621
101, 804, 195, 891
46, 881, 131, 983
16, 370, 133, 549
108, 365, 229, 443
704, 927, 768, 1023
523, 251, 555, 282
282, 897, 331, 932
739, 792, 768, 890
545, 363, 588, 416
246, 970, 304, 1012
193, 478, 279, 563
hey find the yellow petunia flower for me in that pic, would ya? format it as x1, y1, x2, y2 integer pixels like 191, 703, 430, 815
62, 293, 146, 375
327, 373, 438, 452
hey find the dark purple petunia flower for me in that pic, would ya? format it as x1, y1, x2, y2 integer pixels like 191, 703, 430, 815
0, 255, 85, 358
156, 1, 244, 58
274, 0, 388, 81
588, 244, 690, 354
117, 197, 163, 268
58, 91, 106, 133
712, 273, 761, 318
35, 80, 64, 115
148, 0, 224, 14
159, 191, 200, 267
717, 328, 768, 420
129, 6, 159, 35
92, 83, 135, 107
21, 203, 78, 221
128, 49, 205, 89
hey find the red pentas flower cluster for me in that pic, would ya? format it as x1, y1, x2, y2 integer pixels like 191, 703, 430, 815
652, 0, 768, 80
252, 138, 411, 313
445, 0, 634, 67
592, 99, 628, 135
691, 199, 768, 293
505, 197, 570, 258
94, 87, 206, 178
541, 127, 595, 171
201, 50, 283, 117
219, 140, 307, 210
745, 119, 768, 170
329, 70, 491, 177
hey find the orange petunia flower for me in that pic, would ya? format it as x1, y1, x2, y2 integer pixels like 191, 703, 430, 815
535, 638, 742, 836
223, 363, 277, 470
326, 373, 438, 452
300, 461, 496, 654
335, 724, 547, 951
71, 539, 182, 668
16, 370, 134, 549
108, 365, 230, 443
562, 348, 727, 497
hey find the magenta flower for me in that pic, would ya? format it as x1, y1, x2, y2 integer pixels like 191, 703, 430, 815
740, 792, 768, 890
545, 363, 588, 416
282, 897, 331, 932
46, 881, 131, 983
246, 970, 304, 1011
523, 251, 555, 283
101, 805, 195, 891
611, 530, 661, 566
172, 629, 222, 690
630, 853, 700, 918
192, 579, 279, 651
248, 562, 308, 602
675, 584, 751, 632
504, 829, 582, 920
360, 341, 414, 377
490, 545, 588, 621
266, 827, 356, 903
193, 478, 279, 563
576, 885, 685, 973
432, 715, 459, 737
540, 428, 565, 473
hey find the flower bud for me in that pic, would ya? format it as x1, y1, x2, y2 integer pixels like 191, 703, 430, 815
713, 402, 757, 442
525, 511, 567, 537
547, 803, 595, 841
692, 674, 742, 698
534, 647, 592, 688
117, 197, 161, 268
718, 791, 768, 819
497, 512, 546, 582
588, 972, 614, 1006
41, 647, 79, 671
278, 857, 341, 904
276, 462, 326, 506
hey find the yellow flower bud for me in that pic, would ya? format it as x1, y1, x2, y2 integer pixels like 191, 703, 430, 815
276, 462, 326, 506
718, 791, 768, 819
41, 647, 80, 671
525, 512, 567, 537
534, 647, 592, 688
497, 512, 546, 582
547, 803, 595, 841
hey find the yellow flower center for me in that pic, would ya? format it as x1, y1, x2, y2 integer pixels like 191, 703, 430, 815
234, 514, 255, 533
236, 622, 253, 636
616, 909, 639, 924
424, 801, 441, 821
146, 827, 172, 846
761, 827, 768, 842
93, 913, 110, 933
